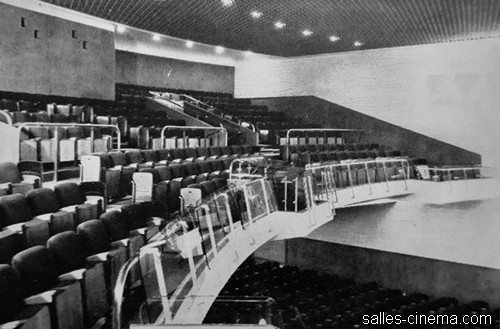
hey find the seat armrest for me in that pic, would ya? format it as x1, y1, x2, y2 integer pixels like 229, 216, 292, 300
24, 290, 58, 305
58, 268, 86, 281
18, 161, 43, 187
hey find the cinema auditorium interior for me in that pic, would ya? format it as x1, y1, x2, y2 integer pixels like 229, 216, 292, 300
0, 0, 499, 328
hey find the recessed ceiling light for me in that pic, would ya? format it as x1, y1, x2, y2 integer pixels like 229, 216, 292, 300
275, 21, 286, 29
216, 46, 225, 54
302, 29, 313, 36
116, 25, 126, 34
329, 35, 340, 42
221, 0, 234, 7
354, 41, 364, 47
250, 10, 263, 19
186, 40, 194, 48
152, 34, 161, 41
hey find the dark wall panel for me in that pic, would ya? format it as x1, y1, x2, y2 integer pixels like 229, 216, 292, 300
251, 96, 480, 166
0, 3, 115, 100
284, 238, 500, 307
116, 50, 235, 94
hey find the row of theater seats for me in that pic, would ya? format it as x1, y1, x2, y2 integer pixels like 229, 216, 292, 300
283, 143, 382, 154
0, 201, 165, 329
94, 106, 184, 132
115, 84, 316, 135
0, 182, 105, 262
20, 125, 113, 162
1, 102, 96, 125
0, 162, 42, 196
81, 145, 259, 204
206, 259, 499, 329
290, 150, 404, 167
128, 126, 212, 150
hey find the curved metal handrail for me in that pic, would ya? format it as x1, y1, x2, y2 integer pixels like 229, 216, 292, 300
305, 158, 410, 199
112, 240, 167, 329
0, 110, 13, 126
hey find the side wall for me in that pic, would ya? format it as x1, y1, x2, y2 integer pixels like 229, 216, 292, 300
116, 50, 235, 94
0, 2, 115, 100
251, 96, 480, 165
235, 39, 500, 167
281, 238, 500, 308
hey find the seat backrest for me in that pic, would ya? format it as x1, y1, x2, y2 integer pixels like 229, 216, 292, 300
11, 245, 58, 297
109, 151, 129, 167
132, 172, 153, 203
57, 104, 72, 116
125, 149, 143, 164
241, 145, 253, 155
212, 178, 226, 191
25, 187, 60, 215
66, 126, 85, 139
230, 145, 243, 155
170, 148, 186, 160
139, 168, 160, 183
76, 219, 110, 255
196, 147, 210, 158
199, 180, 216, 197
0, 264, 25, 323
0, 193, 34, 227
184, 162, 199, 176
220, 146, 232, 156
184, 148, 197, 159
0, 98, 18, 111
100, 210, 129, 242
156, 166, 172, 182
141, 149, 157, 163
28, 126, 50, 139
47, 231, 87, 274
54, 182, 86, 207
197, 161, 211, 174
156, 149, 170, 162
0, 162, 22, 184
169, 164, 186, 179
209, 147, 222, 156
33, 111, 50, 122
120, 203, 143, 231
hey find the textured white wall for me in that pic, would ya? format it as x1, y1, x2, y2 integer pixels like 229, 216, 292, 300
235, 39, 500, 166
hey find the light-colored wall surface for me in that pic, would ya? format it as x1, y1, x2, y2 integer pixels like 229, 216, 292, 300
116, 50, 235, 94
0, 2, 115, 100
235, 39, 500, 166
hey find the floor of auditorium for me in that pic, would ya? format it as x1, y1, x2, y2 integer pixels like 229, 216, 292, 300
307, 189, 500, 269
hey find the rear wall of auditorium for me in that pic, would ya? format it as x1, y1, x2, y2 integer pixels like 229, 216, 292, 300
115, 50, 235, 94
0, 2, 115, 100
235, 39, 500, 166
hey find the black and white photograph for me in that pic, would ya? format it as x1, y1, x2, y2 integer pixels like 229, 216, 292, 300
0, 0, 499, 328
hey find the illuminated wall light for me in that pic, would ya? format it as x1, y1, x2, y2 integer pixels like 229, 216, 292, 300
302, 29, 313, 36
116, 25, 126, 34
274, 21, 286, 29
329, 35, 340, 42
250, 10, 263, 19
215, 46, 225, 54
152, 34, 161, 41
245, 50, 254, 57
221, 0, 234, 7
186, 40, 194, 48
260, 129, 269, 135
354, 41, 364, 47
